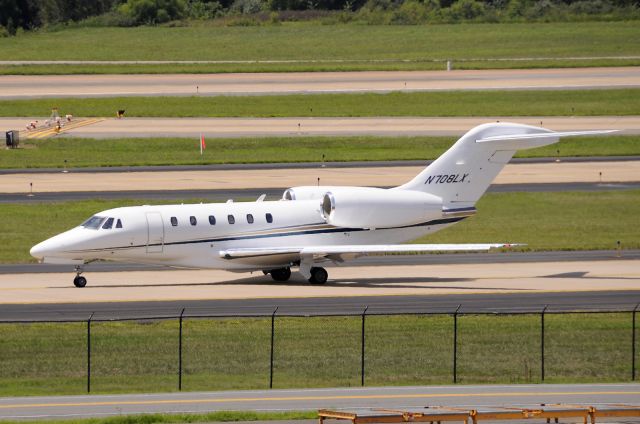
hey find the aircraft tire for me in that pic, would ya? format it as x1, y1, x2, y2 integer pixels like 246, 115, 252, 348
73, 276, 87, 288
308, 267, 328, 285
270, 267, 291, 282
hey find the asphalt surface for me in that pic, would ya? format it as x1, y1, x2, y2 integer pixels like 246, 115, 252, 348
1, 384, 639, 420
3, 250, 639, 321
5, 116, 637, 139
4, 181, 639, 203
2, 67, 639, 99
2, 291, 639, 322
2, 156, 639, 175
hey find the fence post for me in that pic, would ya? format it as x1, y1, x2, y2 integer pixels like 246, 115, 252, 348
270, 306, 278, 389
633, 303, 639, 381
87, 312, 94, 393
453, 304, 461, 384
361, 306, 369, 387
178, 308, 185, 391
541, 305, 548, 382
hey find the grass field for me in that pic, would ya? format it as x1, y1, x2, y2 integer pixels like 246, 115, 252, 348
4, 135, 638, 169
3, 89, 640, 118
4, 190, 639, 264
0, 22, 638, 74
0, 411, 317, 424
0, 312, 635, 396
420, 190, 640, 251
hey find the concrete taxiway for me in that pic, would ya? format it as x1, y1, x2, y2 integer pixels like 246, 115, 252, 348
1, 384, 638, 420
3, 116, 639, 139
2, 161, 638, 194
2, 67, 639, 99
1, 259, 638, 305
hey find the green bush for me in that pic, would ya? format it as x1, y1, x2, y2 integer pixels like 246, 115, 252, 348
118, 0, 187, 24
230, 0, 266, 14
187, 0, 224, 17
448, 0, 487, 20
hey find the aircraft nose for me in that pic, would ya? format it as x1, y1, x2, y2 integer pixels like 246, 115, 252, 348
30, 238, 62, 260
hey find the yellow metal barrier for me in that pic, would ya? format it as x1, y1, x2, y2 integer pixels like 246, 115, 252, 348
318, 404, 640, 424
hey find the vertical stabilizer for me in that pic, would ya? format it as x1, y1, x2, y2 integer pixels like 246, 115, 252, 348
395, 122, 613, 208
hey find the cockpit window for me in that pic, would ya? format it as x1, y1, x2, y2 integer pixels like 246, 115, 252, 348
102, 217, 114, 229
81, 216, 106, 229
116, 219, 123, 229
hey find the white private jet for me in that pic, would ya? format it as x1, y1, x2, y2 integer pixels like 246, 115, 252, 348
30, 122, 614, 287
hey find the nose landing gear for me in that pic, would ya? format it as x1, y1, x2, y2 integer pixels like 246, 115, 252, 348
73, 265, 87, 288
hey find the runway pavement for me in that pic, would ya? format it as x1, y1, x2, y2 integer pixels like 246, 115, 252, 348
2, 290, 639, 322
3, 161, 639, 194
1, 384, 639, 420
3, 116, 639, 138
4, 182, 640, 203
2, 67, 639, 99
1, 258, 638, 305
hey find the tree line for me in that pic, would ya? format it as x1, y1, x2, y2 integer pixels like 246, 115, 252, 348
1, 0, 638, 35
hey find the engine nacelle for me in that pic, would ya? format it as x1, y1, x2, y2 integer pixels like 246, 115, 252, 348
283, 186, 358, 201
321, 187, 443, 229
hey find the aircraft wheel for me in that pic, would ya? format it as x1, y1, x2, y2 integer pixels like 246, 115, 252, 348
270, 267, 291, 282
73, 276, 87, 288
308, 267, 328, 285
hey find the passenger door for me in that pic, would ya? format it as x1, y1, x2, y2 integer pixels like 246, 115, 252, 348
145, 212, 164, 253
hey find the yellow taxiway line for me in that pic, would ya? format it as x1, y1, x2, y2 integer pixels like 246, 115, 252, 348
2, 391, 640, 409
22, 118, 104, 140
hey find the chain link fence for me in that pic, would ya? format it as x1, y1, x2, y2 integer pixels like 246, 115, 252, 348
0, 307, 638, 396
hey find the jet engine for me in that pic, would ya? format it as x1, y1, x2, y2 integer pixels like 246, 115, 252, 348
320, 187, 443, 229
283, 186, 353, 201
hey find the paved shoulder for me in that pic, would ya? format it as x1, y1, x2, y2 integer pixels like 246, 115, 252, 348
1, 384, 638, 419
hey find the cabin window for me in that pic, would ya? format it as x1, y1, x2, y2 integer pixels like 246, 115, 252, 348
170, 217, 178, 227
247, 214, 254, 224
190, 216, 197, 226
82, 216, 106, 229
209, 215, 216, 225
116, 219, 123, 229
228, 215, 235, 224
266, 213, 273, 223
102, 217, 114, 229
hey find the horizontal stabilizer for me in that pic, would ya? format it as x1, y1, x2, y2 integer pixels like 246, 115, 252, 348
476, 130, 618, 150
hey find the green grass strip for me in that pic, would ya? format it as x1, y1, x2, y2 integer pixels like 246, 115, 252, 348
421, 190, 640, 251
0, 313, 635, 396
0, 22, 637, 63
4, 190, 639, 264
0, 411, 317, 424
3, 136, 638, 170
3, 58, 640, 75
3, 89, 639, 117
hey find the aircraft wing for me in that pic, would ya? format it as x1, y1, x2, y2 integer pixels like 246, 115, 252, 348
219, 243, 516, 267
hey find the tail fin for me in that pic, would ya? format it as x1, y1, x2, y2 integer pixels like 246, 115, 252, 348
395, 122, 615, 208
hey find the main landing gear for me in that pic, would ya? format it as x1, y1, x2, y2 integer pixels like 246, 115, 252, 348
308, 267, 328, 285
73, 265, 87, 288
268, 267, 292, 282
264, 266, 328, 284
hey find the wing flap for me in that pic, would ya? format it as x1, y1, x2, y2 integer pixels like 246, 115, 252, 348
219, 243, 518, 266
